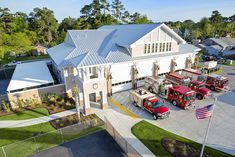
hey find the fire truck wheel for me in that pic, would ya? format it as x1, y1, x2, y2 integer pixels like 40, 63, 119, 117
172, 100, 177, 106
133, 102, 138, 107
210, 85, 215, 91
148, 87, 153, 93
153, 114, 158, 120
196, 94, 203, 100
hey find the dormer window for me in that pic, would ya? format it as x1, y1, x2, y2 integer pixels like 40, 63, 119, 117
152, 44, 155, 53
142, 42, 173, 56
148, 44, 151, 53
144, 44, 147, 54
162, 43, 165, 52
156, 43, 158, 52
169, 43, 172, 51
159, 43, 162, 52
166, 43, 169, 51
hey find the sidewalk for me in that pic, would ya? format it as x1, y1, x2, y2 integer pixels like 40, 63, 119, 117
93, 108, 155, 157
0, 109, 77, 128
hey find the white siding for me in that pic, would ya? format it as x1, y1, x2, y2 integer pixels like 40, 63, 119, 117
111, 62, 132, 84
112, 83, 132, 93
131, 27, 179, 57
111, 53, 195, 93
136, 60, 153, 77
158, 57, 172, 73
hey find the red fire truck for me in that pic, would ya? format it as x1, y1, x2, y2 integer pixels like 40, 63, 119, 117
130, 88, 170, 120
145, 77, 196, 109
182, 68, 229, 91
168, 85, 196, 109
188, 80, 211, 100
165, 72, 191, 86
166, 72, 211, 100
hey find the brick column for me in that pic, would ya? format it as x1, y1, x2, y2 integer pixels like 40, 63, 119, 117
105, 67, 112, 97
170, 58, 177, 72
186, 57, 192, 69
153, 62, 160, 79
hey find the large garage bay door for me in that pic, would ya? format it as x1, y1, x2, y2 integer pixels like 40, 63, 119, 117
112, 78, 145, 93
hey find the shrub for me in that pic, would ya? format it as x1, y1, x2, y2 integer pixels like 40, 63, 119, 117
58, 102, 63, 108
55, 119, 60, 123
65, 102, 72, 107
2, 101, 11, 113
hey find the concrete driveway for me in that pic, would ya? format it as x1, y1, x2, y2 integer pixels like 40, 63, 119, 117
32, 130, 126, 157
110, 65, 235, 156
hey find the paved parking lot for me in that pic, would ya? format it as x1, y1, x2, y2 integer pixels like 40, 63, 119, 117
220, 65, 235, 90
110, 65, 235, 155
32, 130, 126, 157
0, 79, 10, 94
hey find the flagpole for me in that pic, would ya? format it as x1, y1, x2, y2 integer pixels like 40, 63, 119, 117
200, 96, 217, 157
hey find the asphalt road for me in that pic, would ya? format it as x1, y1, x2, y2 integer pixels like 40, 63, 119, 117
0, 79, 9, 95
32, 130, 126, 157
220, 65, 235, 90
111, 65, 235, 156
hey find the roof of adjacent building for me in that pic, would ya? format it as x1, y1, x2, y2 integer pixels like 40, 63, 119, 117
210, 38, 229, 48
7, 61, 54, 92
201, 37, 235, 48
220, 37, 235, 46
47, 23, 199, 68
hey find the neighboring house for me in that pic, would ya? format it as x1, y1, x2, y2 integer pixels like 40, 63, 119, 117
191, 39, 201, 45
34, 45, 47, 55
204, 45, 223, 56
47, 23, 200, 115
199, 37, 235, 56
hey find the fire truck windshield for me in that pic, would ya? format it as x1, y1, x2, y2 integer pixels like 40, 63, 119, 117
153, 101, 163, 108
184, 94, 196, 101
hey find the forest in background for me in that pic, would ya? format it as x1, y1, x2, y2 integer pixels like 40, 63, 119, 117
0, 0, 234, 64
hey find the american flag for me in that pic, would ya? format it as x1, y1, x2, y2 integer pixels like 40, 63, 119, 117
196, 104, 214, 119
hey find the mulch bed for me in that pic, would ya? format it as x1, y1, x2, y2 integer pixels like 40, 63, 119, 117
161, 137, 212, 157
50, 113, 104, 129
0, 96, 75, 117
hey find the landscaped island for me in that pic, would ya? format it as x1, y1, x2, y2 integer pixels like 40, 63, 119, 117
132, 121, 232, 157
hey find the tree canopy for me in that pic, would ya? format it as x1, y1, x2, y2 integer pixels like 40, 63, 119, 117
0, 0, 234, 65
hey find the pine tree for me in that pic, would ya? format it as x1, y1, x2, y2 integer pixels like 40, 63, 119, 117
111, 0, 125, 22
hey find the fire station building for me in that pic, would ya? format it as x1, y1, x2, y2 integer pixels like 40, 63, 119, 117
47, 23, 200, 115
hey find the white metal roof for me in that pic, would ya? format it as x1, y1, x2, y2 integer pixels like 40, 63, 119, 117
7, 61, 54, 92
99, 23, 162, 46
69, 52, 110, 68
211, 38, 229, 48
47, 23, 197, 68
46, 42, 75, 66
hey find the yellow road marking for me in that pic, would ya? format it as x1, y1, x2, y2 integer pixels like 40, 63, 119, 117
108, 98, 139, 119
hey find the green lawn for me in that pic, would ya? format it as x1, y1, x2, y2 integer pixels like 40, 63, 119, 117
0, 108, 49, 120
0, 121, 104, 157
132, 121, 232, 157
16, 55, 49, 61
0, 122, 55, 147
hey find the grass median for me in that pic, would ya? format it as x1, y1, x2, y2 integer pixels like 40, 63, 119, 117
0, 108, 49, 120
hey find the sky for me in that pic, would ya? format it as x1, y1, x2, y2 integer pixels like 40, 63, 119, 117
0, 0, 234, 22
